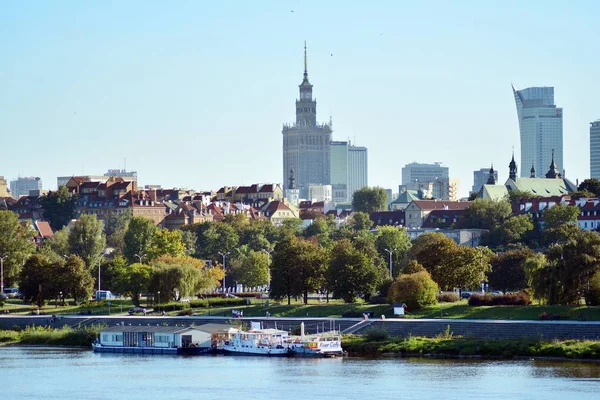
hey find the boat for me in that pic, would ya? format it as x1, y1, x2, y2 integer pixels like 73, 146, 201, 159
287, 323, 344, 357
222, 322, 290, 356
92, 325, 215, 355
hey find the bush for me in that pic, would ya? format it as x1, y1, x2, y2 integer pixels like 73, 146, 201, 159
156, 302, 190, 312
436, 292, 460, 303
341, 311, 364, 318
388, 270, 438, 310
468, 291, 531, 306
177, 309, 193, 316
369, 295, 389, 304
364, 328, 390, 342
539, 311, 562, 320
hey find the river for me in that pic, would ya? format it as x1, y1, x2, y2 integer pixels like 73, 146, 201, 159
1, 347, 599, 399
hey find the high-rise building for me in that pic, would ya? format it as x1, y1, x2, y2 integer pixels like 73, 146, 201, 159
105, 169, 138, 182
512, 85, 563, 178
471, 168, 499, 194
402, 162, 449, 185
348, 144, 368, 199
282, 43, 332, 198
591, 120, 600, 179
10, 177, 42, 198
330, 141, 349, 203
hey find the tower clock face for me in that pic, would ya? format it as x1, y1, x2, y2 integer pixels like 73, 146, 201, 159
303, 92, 310, 99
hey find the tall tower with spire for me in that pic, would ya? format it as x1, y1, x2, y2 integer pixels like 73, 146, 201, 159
282, 42, 332, 198
509, 152, 518, 181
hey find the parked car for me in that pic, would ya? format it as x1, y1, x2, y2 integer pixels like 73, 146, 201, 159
461, 291, 473, 299
128, 307, 147, 315
3, 288, 21, 299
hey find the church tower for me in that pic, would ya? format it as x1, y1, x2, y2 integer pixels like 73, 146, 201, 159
282, 42, 332, 198
509, 152, 518, 181
486, 164, 496, 185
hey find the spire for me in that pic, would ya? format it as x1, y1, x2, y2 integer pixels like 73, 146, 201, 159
302, 40, 309, 83
545, 149, 559, 179
530, 162, 536, 178
487, 164, 496, 185
509, 149, 518, 181
288, 169, 296, 190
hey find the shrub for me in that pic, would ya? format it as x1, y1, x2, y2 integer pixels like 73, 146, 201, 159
177, 309, 193, 316
156, 302, 189, 312
364, 328, 389, 342
468, 291, 531, 306
539, 311, 561, 320
369, 295, 388, 304
341, 311, 364, 318
436, 292, 460, 303
388, 270, 438, 310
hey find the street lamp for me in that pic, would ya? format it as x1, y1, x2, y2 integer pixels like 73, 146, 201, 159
98, 251, 110, 294
134, 253, 147, 263
384, 248, 396, 278
218, 251, 230, 292
157, 291, 160, 313
0, 254, 7, 294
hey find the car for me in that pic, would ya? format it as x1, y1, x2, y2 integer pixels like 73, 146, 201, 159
3, 288, 21, 299
128, 307, 147, 315
461, 291, 473, 299
221, 293, 238, 298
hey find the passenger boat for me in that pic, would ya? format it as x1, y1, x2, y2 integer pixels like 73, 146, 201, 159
287, 325, 344, 358
222, 322, 290, 356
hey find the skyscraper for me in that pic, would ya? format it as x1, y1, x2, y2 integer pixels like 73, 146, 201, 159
512, 85, 563, 178
330, 141, 349, 203
282, 43, 332, 198
10, 177, 42, 198
471, 167, 499, 194
591, 120, 600, 179
348, 144, 368, 199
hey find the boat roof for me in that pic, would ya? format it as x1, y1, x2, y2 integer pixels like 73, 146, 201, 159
195, 323, 240, 334
101, 325, 198, 334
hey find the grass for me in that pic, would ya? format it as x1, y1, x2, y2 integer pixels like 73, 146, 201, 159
0, 324, 105, 347
342, 334, 600, 360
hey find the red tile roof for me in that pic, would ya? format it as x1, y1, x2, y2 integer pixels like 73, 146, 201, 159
35, 221, 54, 239
412, 200, 470, 211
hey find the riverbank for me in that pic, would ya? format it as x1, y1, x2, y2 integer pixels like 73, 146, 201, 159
343, 332, 600, 360
0, 325, 104, 347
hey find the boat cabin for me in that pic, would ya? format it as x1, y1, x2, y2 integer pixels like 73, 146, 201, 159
99, 325, 211, 349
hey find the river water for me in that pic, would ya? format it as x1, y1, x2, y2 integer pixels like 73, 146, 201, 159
1, 347, 599, 399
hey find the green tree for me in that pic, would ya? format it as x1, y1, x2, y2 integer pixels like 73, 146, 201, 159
123, 216, 158, 263
542, 204, 580, 231
104, 209, 132, 254
113, 262, 153, 306
39, 186, 77, 230
578, 178, 600, 197
303, 216, 335, 248
352, 186, 388, 213
42, 227, 70, 259
149, 256, 221, 301
180, 230, 197, 255
327, 239, 381, 303
459, 199, 512, 230
374, 226, 412, 277
485, 214, 534, 247
350, 212, 374, 231
388, 270, 439, 310
270, 236, 300, 304
200, 223, 239, 259
99, 255, 128, 292
230, 250, 270, 288
68, 214, 107, 269
147, 228, 186, 261
488, 247, 533, 293
19, 255, 56, 307
0, 210, 36, 286
56, 255, 95, 304
507, 190, 538, 202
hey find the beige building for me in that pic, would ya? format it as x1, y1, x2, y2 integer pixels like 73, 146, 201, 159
404, 200, 470, 228
0, 176, 10, 197
262, 200, 299, 225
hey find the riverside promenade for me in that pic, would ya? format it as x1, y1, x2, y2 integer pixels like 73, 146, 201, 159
2, 315, 600, 340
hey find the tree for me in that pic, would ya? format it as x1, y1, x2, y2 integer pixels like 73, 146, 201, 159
484, 214, 534, 247
0, 210, 35, 286
56, 255, 95, 304
374, 226, 412, 277
230, 250, 270, 288
507, 190, 538, 202
180, 230, 197, 255
104, 209, 132, 253
303, 216, 335, 248
578, 178, 600, 197
350, 212, 373, 231
352, 187, 388, 213
19, 255, 56, 307
146, 228, 186, 261
458, 199, 512, 230
270, 236, 300, 305
113, 262, 153, 306
149, 256, 222, 301
123, 217, 158, 263
542, 204, 580, 231
327, 239, 381, 303
388, 270, 438, 310
39, 186, 77, 230
42, 227, 70, 259
199, 223, 239, 259
488, 247, 533, 293
68, 214, 106, 269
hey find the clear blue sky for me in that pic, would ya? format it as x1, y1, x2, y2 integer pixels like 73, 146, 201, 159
1, 0, 599, 197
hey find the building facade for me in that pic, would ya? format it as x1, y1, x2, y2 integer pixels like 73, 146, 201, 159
330, 141, 349, 203
348, 144, 368, 201
472, 168, 499, 195
10, 177, 42, 198
0, 176, 9, 197
282, 44, 332, 198
512, 85, 563, 178
591, 120, 600, 179
401, 162, 449, 185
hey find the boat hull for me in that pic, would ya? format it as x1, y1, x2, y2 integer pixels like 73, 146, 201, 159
222, 346, 289, 357
92, 343, 213, 355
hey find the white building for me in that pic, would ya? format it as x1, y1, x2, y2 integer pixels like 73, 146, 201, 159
330, 141, 349, 203
512, 85, 563, 178
10, 177, 42, 198
591, 120, 600, 179
308, 184, 332, 202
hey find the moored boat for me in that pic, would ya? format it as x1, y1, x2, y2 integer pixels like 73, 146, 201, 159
222, 322, 290, 356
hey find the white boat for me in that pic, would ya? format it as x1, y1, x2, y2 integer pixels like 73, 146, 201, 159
222, 322, 290, 356
288, 332, 344, 357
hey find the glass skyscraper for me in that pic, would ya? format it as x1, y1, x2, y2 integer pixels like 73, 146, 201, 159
591, 120, 600, 179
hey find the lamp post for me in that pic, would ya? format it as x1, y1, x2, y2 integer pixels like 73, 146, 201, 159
98, 250, 111, 294
218, 251, 230, 292
157, 291, 160, 313
0, 254, 7, 295
134, 253, 147, 263
262, 248, 274, 291
384, 248, 396, 278
59, 291, 63, 307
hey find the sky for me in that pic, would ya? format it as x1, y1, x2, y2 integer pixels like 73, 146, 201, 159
1, 0, 599, 198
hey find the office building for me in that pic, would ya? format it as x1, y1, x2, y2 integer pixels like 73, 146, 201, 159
591, 120, 600, 179
10, 177, 42, 198
348, 144, 368, 200
402, 162, 449, 185
282, 43, 331, 198
330, 141, 349, 203
512, 85, 563, 178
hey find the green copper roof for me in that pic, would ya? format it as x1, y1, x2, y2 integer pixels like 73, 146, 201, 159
477, 185, 509, 201
508, 178, 577, 195
392, 190, 420, 204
